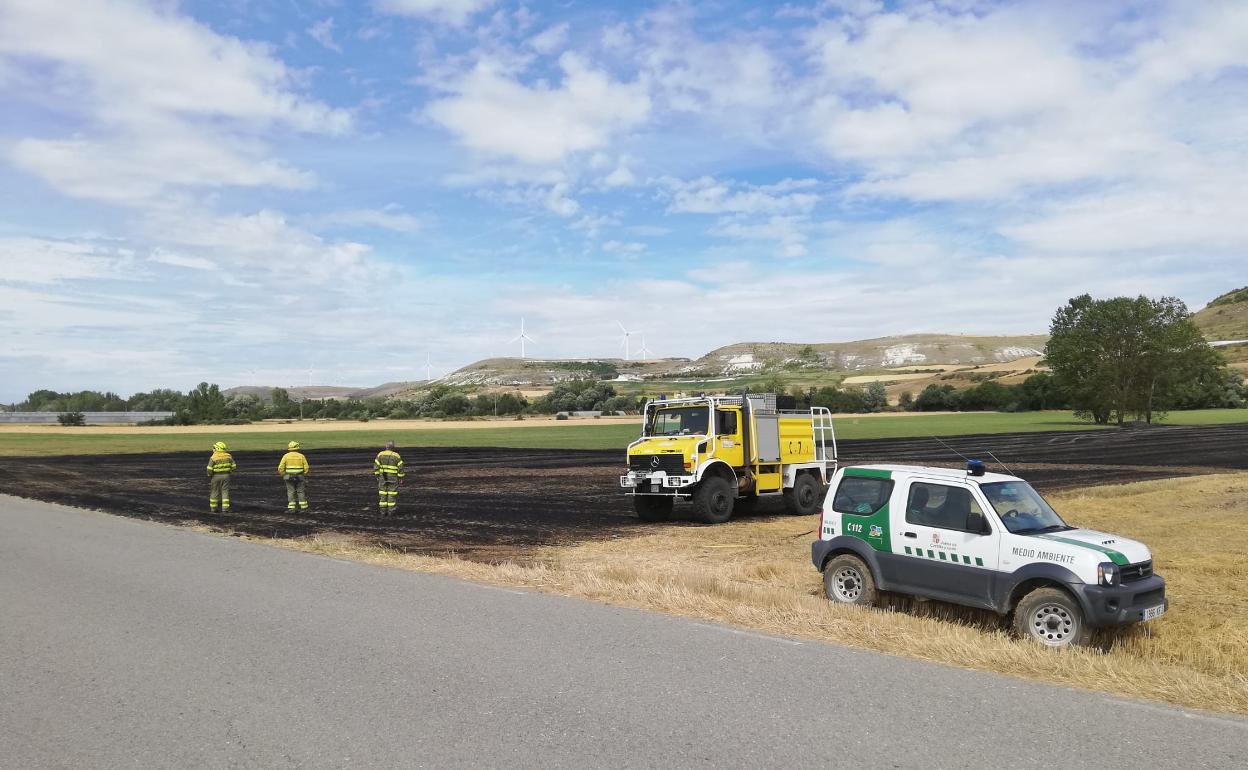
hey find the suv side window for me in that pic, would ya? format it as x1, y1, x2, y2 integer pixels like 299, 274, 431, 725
832, 477, 895, 516
906, 483, 987, 532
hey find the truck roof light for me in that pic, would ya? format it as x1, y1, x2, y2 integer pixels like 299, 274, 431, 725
967, 459, 986, 477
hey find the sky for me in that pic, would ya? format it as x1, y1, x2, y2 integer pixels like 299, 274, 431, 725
0, 0, 1245, 400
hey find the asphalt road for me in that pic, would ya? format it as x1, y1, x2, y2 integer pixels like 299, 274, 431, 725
3, 496, 1246, 769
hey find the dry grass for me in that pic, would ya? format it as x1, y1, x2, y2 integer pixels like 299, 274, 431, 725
227, 474, 1248, 715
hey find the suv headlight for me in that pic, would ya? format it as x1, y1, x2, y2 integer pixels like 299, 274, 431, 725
1097, 562, 1120, 586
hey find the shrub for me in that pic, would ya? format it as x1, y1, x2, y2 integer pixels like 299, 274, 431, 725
57, 411, 86, 426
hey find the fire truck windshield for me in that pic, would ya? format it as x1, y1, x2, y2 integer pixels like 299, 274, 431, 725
648, 406, 710, 436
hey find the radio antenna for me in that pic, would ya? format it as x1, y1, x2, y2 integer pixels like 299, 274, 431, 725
928, 434, 969, 462
984, 449, 1015, 476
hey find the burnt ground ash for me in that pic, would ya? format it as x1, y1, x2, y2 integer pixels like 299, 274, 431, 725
1, 423, 1244, 563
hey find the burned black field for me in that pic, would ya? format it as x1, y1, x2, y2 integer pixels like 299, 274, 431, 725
2, 423, 1244, 562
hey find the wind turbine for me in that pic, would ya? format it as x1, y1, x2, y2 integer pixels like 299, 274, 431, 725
511, 318, 536, 359
617, 320, 632, 361
639, 335, 653, 360
424, 353, 434, 382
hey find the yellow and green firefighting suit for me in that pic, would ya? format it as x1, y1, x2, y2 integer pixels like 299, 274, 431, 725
277, 451, 309, 511
373, 449, 405, 513
206, 450, 237, 512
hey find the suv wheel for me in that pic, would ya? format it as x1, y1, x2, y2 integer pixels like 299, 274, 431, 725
822, 554, 877, 607
1013, 587, 1092, 648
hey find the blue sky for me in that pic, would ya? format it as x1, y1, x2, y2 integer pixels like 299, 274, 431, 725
1, 0, 1245, 400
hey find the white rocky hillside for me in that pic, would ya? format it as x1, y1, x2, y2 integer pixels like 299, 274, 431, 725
434, 334, 1048, 388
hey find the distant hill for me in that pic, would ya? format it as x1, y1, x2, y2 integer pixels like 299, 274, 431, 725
435, 358, 689, 389
1195, 287, 1248, 366
431, 334, 1047, 389
686, 335, 1047, 375
223, 381, 423, 401
1194, 287, 1248, 341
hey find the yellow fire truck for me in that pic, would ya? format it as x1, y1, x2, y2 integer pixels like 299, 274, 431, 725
619, 393, 837, 523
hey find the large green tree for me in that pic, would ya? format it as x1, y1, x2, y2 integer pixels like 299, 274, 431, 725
1045, 294, 1223, 424
186, 382, 227, 423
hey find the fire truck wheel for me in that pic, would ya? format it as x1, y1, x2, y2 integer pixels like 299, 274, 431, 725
822, 554, 877, 606
692, 476, 735, 524
633, 495, 674, 522
783, 473, 822, 516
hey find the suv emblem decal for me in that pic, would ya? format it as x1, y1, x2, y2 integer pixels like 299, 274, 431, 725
650, 456, 661, 468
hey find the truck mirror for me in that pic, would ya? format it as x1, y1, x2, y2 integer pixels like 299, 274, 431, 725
966, 510, 990, 535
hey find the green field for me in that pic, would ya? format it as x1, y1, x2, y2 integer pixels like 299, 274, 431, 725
2, 409, 1245, 457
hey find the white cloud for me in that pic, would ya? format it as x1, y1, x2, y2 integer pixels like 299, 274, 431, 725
0, 237, 128, 283
527, 22, 569, 55
144, 209, 380, 288
569, 213, 618, 238
665, 177, 818, 215
602, 240, 646, 255
600, 23, 633, 52
798, 0, 1248, 213
659, 177, 821, 258
602, 160, 637, 188
0, 1, 349, 131
806, 7, 1085, 162
0, 284, 186, 332
426, 53, 650, 165
374, 0, 495, 27
711, 216, 809, 258
11, 129, 315, 204
319, 206, 424, 234
149, 249, 215, 271
308, 18, 342, 53
1000, 181, 1248, 256
543, 183, 580, 217
0, 0, 349, 204
630, 7, 787, 130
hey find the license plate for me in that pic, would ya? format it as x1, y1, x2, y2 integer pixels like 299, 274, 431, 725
1142, 604, 1165, 621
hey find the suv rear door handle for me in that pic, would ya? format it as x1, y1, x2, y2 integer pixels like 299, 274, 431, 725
903, 532, 917, 538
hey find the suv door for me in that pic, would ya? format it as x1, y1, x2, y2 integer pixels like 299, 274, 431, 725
891, 480, 999, 606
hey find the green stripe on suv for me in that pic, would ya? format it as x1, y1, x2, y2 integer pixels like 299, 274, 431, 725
844, 468, 892, 479
903, 546, 983, 567
1034, 533, 1130, 566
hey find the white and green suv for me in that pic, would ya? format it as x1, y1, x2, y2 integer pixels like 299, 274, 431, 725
811, 462, 1167, 647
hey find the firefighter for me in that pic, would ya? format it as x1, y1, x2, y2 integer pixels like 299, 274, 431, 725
373, 440, 405, 515
206, 441, 237, 513
277, 440, 310, 511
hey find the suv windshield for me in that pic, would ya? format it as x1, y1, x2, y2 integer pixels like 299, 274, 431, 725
981, 481, 1070, 535
648, 406, 709, 436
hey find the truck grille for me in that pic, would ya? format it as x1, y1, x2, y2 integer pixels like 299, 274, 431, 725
629, 454, 685, 474
1120, 560, 1153, 583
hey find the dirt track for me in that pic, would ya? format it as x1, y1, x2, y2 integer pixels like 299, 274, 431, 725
1, 423, 1244, 562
